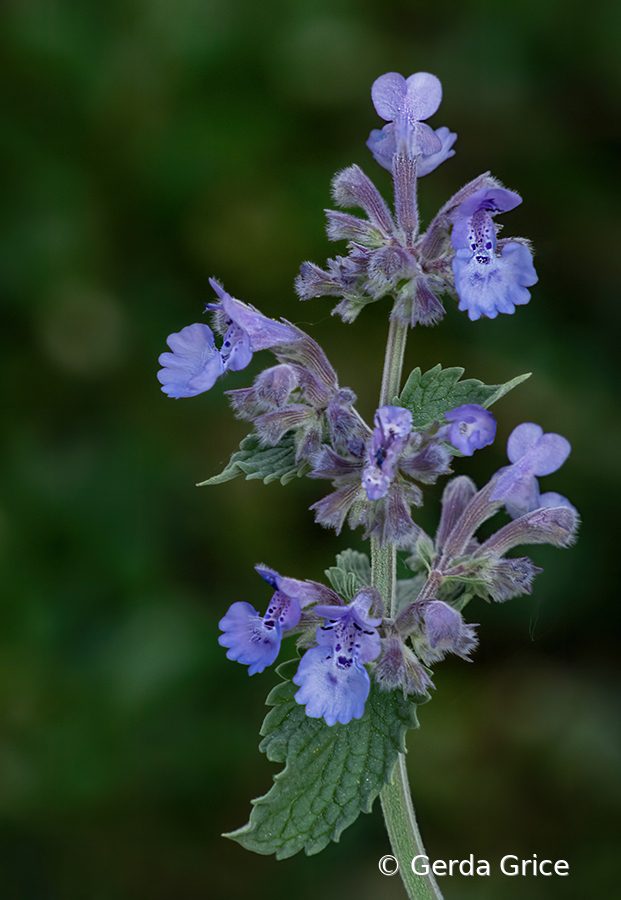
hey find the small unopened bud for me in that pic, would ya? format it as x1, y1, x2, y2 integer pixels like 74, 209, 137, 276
374, 637, 434, 696
486, 556, 543, 602
435, 476, 478, 551
417, 601, 478, 663
254, 364, 299, 407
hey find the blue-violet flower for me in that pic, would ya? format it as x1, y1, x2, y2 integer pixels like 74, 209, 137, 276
218, 565, 307, 675
438, 403, 497, 456
157, 279, 296, 398
293, 590, 382, 725
362, 405, 413, 500
451, 187, 538, 321
366, 72, 456, 175
490, 422, 572, 519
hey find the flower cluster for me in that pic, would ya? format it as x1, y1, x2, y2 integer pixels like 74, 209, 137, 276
296, 70, 537, 325
308, 402, 495, 547
218, 566, 383, 725
215, 413, 577, 727
158, 68, 579, 732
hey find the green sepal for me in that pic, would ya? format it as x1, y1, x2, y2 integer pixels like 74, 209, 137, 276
197, 432, 310, 487
397, 364, 531, 430
224, 665, 425, 859
324, 549, 371, 599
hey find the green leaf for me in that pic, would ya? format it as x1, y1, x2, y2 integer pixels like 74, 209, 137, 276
395, 574, 426, 614
324, 549, 371, 599
398, 364, 531, 430
197, 432, 310, 487
225, 666, 424, 858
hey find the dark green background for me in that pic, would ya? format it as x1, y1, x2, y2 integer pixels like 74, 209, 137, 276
1, 1, 619, 898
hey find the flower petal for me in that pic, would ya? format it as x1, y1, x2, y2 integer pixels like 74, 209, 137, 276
371, 72, 407, 121
527, 433, 571, 477
157, 323, 224, 398
217, 601, 282, 675
445, 404, 496, 456
506, 422, 544, 463
453, 242, 537, 321
417, 126, 457, 177
405, 72, 443, 121
293, 647, 371, 726
208, 278, 297, 351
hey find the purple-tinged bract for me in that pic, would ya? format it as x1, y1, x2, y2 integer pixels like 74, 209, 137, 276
451, 187, 537, 321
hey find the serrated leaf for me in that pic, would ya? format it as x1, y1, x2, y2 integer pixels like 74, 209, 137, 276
398, 364, 531, 429
197, 432, 310, 487
324, 569, 358, 600
324, 549, 372, 599
225, 669, 424, 858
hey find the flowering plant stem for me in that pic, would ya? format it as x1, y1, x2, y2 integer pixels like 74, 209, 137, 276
372, 316, 445, 900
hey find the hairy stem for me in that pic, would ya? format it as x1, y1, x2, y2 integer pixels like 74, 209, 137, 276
379, 316, 408, 409
372, 316, 445, 900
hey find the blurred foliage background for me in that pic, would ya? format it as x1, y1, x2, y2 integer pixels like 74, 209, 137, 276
0, 0, 620, 898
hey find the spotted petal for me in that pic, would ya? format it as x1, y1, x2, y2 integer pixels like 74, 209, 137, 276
453, 242, 537, 321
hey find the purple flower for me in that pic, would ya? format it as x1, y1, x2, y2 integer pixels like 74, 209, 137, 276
366, 72, 456, 175
218, 565, 305, 675
438, 404, 497, 456
451, 187, 538, 321
293, 590, 382, 726
362, 405, 413, 500
157, 324, 225, 398
157, 279, 297, 398
490, 422, 572, 519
